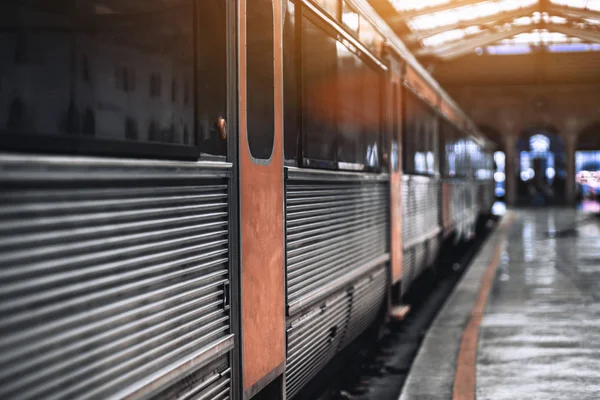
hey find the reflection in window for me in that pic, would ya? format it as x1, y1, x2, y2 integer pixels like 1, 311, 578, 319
59, 102, 79, 134
247, 0, 275, 160
171, 79, 178, 103
115, 67, 135, 92
14, 34, 28, 64
337, 41, 364, 165
82, 109, 95, 136
302, 14, 381, 170
283, 0, 298, 162
125, 117, 138, 140
7, 98, 26, 131
150, 73, 161, 98
0, 1, 228, 157
82, 55, 91, 82
403, 91, 436, 174
302, 17, 337, 162
148, 121, 159, 142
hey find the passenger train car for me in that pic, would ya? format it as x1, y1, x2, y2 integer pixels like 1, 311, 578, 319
0, 0, 494, 399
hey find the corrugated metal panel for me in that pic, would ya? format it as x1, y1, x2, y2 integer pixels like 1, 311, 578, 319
401, 175, 441, 292
284, 168, 389, 399
151, 358, 231, 400
285, 168, 390, 316
401, 247, 416, 295
0, 155, 233, 400
343, 266, 387, 347
285, 266, 387, 399
285, 291, 351, 398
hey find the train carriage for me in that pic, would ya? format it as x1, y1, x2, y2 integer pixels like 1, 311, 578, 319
0, 0, 494, 399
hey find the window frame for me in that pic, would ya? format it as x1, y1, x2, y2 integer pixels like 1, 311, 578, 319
401, 84, 439, 176
0, 1, 235, 163
298, 1, 387, 172
245, 0, 276, 164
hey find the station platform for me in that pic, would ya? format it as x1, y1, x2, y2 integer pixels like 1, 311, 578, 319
399, 208, 600, 400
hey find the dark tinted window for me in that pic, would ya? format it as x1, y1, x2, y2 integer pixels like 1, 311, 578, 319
403, 90, 436, 174
391, 82, 400, 172
302, 18, 337, 163
302, 13, 381, 170
363, 65, 381, 169
283, 0, 299, 162
440, 119, 458, 177
247, 0, 275, 160
336, 44, 364, 165
1, 0, 228, 158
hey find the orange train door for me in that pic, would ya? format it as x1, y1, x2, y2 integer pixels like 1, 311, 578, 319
238, 0, 286, 399
386, 53, 404, 302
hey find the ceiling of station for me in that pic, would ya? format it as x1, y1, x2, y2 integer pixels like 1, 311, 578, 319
373, 0, 600, 61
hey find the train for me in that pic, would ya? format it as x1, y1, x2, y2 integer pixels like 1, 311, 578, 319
0, 0, 495, 399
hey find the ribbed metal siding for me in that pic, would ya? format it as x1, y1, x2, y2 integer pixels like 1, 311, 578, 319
0, 155, 234, 400
401, 175, 441, 293
284, 168, 389, 399
285, 291, 351, 398
342, 267, 387, 347
285, 266, 387, 399
285, 169, 389, 314
450, 180, 468, 239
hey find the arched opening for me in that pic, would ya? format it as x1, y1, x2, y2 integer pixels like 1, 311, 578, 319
515, 128, 565, 206
575, 122, 600, 212
478, 125, 506, 212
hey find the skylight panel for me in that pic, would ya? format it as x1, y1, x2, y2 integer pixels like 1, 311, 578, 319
502, 29, 576, 46
421, 26, 484, 47
512, 13, 568, 25
407, 0, 538, 31
548, 42, 600, 51
486, 44, 532, 55
390, 0, 451, 12
550, 0, 600, 11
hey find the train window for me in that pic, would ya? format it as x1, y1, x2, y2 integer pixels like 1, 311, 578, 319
403, 89, 436, 175
247, 0, 275, 161
302, 17, 337, 163
301, 12, 382, 170
284, 0, 299, 163
363, 65, 381, 169
336, 42, 365, 166
0, 1, 229, 159
440, 119, 458, 177
391, 82, 400, 173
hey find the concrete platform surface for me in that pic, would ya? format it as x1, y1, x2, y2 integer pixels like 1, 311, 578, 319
400, 209, 600, 400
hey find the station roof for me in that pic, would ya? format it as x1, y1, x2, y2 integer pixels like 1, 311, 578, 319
371, 0, 600, 61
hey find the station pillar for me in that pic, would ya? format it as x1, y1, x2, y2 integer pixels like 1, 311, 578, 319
565, 134, 577, 206
504, 134, 518, 206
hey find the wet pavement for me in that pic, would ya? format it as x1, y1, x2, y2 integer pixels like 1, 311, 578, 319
477, 209, 600, 400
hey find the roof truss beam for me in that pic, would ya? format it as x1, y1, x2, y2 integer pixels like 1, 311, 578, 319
549, 24, 600, 44
416, 24, 533, 59
546, 3, 600, 22
402, 5, 539, 43
416, 22, 600, 60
